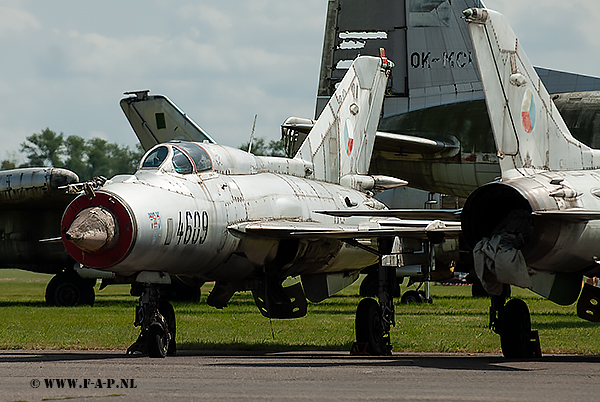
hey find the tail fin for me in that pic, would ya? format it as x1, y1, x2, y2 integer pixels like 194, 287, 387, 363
294, 54, 391, 184
120, 90, 216, 151
465, 8, 600, 178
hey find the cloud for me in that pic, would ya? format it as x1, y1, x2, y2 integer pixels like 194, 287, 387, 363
0, 6, 41, 37
487, 0, 600, 75
0, 0, 326, 160
4, 0, 596, 166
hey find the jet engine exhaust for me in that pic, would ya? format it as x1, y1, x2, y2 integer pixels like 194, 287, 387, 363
65, 206, 119, 253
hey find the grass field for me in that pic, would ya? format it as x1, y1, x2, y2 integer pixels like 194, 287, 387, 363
0, 269, 599, 354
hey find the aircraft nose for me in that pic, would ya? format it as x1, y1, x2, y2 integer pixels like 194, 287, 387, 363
64, 206, 119, 253
62, 192, 135, 268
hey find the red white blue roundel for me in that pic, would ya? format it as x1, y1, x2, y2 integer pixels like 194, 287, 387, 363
344, 118, 354, 156
521, 88, 536, 133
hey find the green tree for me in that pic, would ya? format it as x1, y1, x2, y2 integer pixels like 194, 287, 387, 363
239, 137, 286, 157
1, 160, 16, 170
86, 138, 112, 178
20, 128, 65, 167
64, 135, 89, 178
85, 138, 143, 180
106, 142, 143, 177
17, 128, 143, 181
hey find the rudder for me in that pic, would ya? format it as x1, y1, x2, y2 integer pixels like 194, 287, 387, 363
465, 8, 600, 177
295, 53, 391, 184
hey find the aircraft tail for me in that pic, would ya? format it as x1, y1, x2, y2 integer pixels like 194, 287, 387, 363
294, 53, 392, 185
120, 90, 216, 151
465, 8, 600, 177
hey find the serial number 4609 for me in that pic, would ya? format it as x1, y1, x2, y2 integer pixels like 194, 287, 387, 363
176, 210, 208, 245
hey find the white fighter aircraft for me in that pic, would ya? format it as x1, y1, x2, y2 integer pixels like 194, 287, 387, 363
461, 8, 600, 357
60, 51, 460, 357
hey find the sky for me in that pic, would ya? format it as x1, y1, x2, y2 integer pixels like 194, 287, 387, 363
2, 0, 600, 165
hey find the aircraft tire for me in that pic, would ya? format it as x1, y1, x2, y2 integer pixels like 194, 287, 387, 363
401, 290, 423, 304
146, 324, 168, 358
499, 298, 532, 358
159, 300, 177, 356
355, 298, 386, 355
45, 272, 95, 307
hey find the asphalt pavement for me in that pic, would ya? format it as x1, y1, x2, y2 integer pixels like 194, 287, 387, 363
1, 350, 599, 401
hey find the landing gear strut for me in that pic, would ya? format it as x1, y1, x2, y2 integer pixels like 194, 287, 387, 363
127, 284, 176, 358
354, 266, 395, 355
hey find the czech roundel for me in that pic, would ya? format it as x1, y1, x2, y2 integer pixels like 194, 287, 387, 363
521, 89, 536, 133
344, 118, 354, 156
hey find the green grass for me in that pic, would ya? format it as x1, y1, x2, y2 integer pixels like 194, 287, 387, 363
0, 269, 598, 354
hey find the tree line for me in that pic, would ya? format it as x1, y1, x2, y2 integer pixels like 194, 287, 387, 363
2, 128, 288, 182
1, 128, 143, 181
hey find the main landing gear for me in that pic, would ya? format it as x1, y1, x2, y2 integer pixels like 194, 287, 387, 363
353, 236, 442, 355
45, 270, 95, 307
489, 287, 541, 358
127, 284, 176, 358
353, 266, 396, 356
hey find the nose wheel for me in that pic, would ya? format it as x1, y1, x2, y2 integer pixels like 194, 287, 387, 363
127, 284, 176, 358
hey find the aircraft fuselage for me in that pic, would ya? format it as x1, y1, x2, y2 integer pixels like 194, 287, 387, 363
62, 143, 382, 281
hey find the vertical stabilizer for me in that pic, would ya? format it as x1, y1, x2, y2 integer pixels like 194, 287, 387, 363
295, 54, 391, 184
465, 8, 600, 178
120, 91, 216, 151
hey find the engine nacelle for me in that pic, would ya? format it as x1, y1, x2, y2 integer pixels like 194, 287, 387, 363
462, 172, 600, 275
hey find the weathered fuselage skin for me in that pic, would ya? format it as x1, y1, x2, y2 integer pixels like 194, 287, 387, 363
62, 143, 382, 281
462, 170, 600, 276
0, 168, 78, 273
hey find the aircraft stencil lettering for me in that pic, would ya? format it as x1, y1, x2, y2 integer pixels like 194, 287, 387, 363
175, 210, 208, 246
409, 51, 472, 69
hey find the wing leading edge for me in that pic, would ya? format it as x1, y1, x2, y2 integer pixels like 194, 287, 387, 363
229, 218, 461, 242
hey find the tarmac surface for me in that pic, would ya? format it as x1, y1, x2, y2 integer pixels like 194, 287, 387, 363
1, 350, 599, 401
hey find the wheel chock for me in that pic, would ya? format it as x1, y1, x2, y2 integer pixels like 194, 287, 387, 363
529, 330, 542, 357
350, 342, 371, 355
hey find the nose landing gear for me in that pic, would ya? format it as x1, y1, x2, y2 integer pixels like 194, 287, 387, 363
127, 284, 176, 358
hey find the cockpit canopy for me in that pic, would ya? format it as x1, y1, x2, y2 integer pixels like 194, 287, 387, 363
140, 142, 212, 174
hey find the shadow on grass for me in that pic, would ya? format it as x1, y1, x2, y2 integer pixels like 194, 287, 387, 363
0, 300, 137, 308
534, 320, 600, 330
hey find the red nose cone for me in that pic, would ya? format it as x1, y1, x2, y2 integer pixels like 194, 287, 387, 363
62, 192, 135, 268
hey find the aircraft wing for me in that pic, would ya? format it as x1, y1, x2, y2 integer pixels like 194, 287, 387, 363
120, 90, 216, 151
229, 219, 461, 241
533, 209, 600, 222
315, 208, 462, 221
